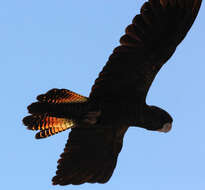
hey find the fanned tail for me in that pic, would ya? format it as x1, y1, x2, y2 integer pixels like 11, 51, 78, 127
23, 114, 74, 139
23, 89, 93, 139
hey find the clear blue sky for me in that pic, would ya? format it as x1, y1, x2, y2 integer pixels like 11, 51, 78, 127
1, 0, 204, 189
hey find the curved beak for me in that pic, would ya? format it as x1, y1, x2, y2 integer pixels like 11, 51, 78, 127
157, 123, 172, 133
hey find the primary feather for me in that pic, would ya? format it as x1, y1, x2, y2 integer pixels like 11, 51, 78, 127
23, 0, 202, 186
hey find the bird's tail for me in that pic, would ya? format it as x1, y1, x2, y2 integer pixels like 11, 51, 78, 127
23, 88, 94, 139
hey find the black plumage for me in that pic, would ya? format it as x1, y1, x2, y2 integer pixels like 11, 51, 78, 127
23, 0, 202, 186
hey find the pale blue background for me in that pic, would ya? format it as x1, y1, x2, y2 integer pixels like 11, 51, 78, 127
0, 0, 204, 189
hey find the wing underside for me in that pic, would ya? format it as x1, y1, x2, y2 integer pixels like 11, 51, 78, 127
89, 0, 202, 104
52, 126, 128, 185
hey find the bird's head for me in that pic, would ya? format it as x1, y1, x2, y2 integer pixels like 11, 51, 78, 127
140, 105, 173, 133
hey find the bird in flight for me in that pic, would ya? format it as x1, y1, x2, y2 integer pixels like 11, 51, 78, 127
23, 0, 202, 186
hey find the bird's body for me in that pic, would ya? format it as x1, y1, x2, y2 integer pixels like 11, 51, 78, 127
23, 0, 202, 186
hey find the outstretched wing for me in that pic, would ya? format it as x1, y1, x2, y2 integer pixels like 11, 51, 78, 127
52, 125, 128, 185
89, 0, 202, 104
